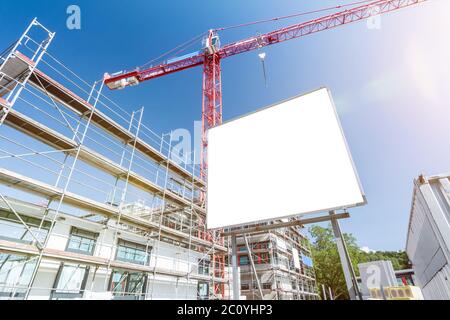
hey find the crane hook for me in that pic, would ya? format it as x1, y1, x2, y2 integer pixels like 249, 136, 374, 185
258, 52, 268, 88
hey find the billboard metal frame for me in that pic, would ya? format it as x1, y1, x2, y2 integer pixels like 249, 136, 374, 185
207, 87, 367, 230
208, 87, 366, 300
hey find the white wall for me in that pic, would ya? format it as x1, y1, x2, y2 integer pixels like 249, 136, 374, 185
147, 275, 198, 300
28, 260, 60, 300
46, 222, 70, 251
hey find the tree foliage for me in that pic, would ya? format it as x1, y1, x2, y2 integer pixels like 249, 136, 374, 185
309, 225, 410, 300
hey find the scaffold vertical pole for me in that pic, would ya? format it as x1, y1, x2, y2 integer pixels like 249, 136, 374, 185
149, 132, 173, 299
24, 79, 105, 299
102, 106, 144, 293
35, 82, 89, 236
244, 234, 264, 299
110, 110, 136, 205
267, 230, 277, 299
231, 235, 240, 300
0, 19, 54, 125
185, 150, 196, 299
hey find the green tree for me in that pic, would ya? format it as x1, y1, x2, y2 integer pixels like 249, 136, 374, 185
309, 225, 410, 300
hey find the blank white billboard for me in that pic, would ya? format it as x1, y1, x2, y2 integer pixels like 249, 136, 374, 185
207, 88, 365, 229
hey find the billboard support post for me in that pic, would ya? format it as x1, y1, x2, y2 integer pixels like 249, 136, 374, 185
330, 211, 362, 300
328, 286, 334, 300
244, 234, 264, 299
322, 284, 327, 300
231, 235, 240, 300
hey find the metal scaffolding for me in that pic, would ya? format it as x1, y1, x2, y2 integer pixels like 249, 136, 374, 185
0, 19, 229, 300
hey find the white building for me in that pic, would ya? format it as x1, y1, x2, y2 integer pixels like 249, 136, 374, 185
0, 197, 228, 300
0, 19, 229, 300
406, 173, 450, 300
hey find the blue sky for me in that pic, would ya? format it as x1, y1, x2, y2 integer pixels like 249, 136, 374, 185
1, 0, 449, 251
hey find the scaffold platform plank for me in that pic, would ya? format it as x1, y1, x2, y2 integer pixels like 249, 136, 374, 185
0, 51, 34, 97
0, 97, 10, 108
28, 69, 205, 188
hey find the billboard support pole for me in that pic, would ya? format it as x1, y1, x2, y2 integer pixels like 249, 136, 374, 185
328, 286, 334, 300
231, 235, 240, 300
322, 284, 327, 300
244, 234, 264, 299
330, 211, 362, 300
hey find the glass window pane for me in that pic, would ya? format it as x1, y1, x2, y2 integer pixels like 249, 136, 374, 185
197, 282, 209, 300
127, 273, 144, 293
0, 253, 37, 297
66, 228, 97, 255
110, 271, 146, 297
115, 240, 149, 265
0, 218, 48, 245
110, 271, 128, 295
56, 265, 87, 292
239, 256, 249, 265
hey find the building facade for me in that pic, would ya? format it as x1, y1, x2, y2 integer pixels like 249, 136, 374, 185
406, 173, 450, 300
0, 198, 230, 300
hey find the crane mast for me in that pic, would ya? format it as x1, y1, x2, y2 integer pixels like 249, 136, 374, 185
104, 0, 427, 181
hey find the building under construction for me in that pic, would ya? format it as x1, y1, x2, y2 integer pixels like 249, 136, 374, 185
0, 20, 317, 300
235, 224, 318, 300
0, 19, 232, 300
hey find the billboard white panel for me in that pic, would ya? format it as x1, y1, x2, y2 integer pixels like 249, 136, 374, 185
207, 88, 365, 229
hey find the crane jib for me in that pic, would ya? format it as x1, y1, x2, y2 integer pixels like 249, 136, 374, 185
105, 0, 426, 88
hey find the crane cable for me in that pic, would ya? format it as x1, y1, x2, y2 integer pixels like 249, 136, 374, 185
214, 0, 377, 32
139, 0, 377, 69
140, 31, 207, 69
214, 0, 378, 88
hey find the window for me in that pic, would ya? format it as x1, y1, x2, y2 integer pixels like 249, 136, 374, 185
238, 242, 269, 252
237, 245, 247, 252
66, 227, 98, 255
262, 283, 272, 290
238, 255, 249, 266
291, 281, 297, 290
397, 275, 414, 286
253, 242, 269, 250
110, 270, 147, 299
0, 210, 50, 245
238, 252, 270, 265
241, 283, 249, 290
198, 259, 210, 276
0, 253, 36, 298
197, 282, 209, 300
115, 239, 150, 265
51, 263, 89, 299
255, 253, 270, 264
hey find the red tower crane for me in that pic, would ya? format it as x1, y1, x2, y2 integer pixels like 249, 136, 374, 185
104, 0, 426, 181
104, 0, 426, 299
